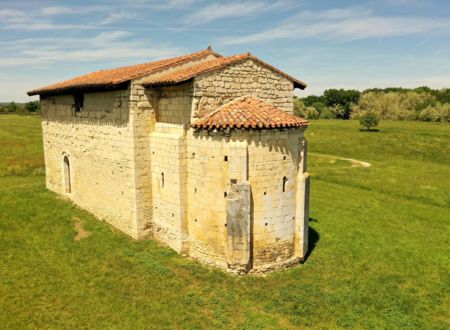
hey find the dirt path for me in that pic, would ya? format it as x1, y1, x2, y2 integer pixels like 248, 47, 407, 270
310, 152, 371, 168
73, 217, 92, 240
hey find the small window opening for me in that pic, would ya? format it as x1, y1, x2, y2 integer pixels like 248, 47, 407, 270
63, 155, 71, 193
283, 156, 287, 160
74, 93, 84, 113
282, 176, 288, 192
194, 187, 197, 193
224, 156, 228, 162
264, 191, 267, 195
161, 172, 164, 188
192, 152, 195, 158
224, 192, 227, 197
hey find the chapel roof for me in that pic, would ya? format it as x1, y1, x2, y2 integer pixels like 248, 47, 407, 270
142, 53, 307, 89
191, 96, 309, 130
27, 48, 307, 96
27, 48, 220, 96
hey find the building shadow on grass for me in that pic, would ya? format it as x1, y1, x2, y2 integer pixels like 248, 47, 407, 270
302, 218, 319, 263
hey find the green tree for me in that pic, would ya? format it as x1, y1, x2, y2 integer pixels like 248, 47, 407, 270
302, 95, 325, 107
7, 102, 18, 113
435, 88, 450, 103
359, 112, 379, 131
25, 101, 39, 113
323, 89, 360, 119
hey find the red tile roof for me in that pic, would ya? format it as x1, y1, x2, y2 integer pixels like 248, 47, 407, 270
27, 48, 220, 96
143, 53, 307, 89
191, 96, 309, 130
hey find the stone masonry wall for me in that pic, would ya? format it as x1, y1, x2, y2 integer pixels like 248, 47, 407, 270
40, 90, 139, 236
192, 58, 294, 118
157, 83, 194, 124
184, 128, 306, 272
126, 53, 224, 239
244, 129, 305, 272
149, 123, 188, 253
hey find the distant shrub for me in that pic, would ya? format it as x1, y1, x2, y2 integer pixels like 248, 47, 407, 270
359, 112, 379, 130
419, 106, 441, 122
293, 98, 319, 119
293, 98, 305, 118
305, 107, 320, 119
352, 91, 436, 121
296, 86, 449, 122
419, 103, 450, 122
311, 101, 326, 115
320, 108, 337, 119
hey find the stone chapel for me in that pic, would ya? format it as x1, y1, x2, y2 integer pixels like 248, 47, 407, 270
28, 47, 310, 273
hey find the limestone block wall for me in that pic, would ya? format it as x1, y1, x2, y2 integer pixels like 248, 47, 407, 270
185, 132, 237, 267
128, 83, 158, 238
184, 128, 307, 272
244, 129, 305, 271
149, 123, 188, 253
40, 90, 139, 236
156, 83, 194, 124
192, 58, 294, 118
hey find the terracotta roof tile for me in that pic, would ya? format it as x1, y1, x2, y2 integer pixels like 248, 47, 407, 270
27, 48, 219, 96
191, 96, 309, 130
143, 53, 307, 89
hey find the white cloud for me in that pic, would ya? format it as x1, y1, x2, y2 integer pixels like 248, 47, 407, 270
0, 8, 27, 23
0, 31, 182, 68
40, 6, 77, 16
0, 5, 126, 31
184, 0, 296, 25
99, 11, 136, 25
221, 7, 450, 44
185, 2, 267, 24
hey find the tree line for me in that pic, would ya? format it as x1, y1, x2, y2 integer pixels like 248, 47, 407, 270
0, 101, 40, 115
295, 87, 450, 122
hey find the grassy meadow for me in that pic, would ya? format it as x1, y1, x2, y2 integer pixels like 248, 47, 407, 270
0, 115, 449, 329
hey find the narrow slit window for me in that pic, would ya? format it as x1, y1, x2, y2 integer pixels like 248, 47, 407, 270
63, 155, 71, 193
224, 156, 228, 162
282, 176, 288, 192
161, 172, 164, 188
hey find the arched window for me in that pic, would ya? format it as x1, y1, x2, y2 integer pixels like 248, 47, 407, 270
63, 155, 71, 193
282, 176, 288, 192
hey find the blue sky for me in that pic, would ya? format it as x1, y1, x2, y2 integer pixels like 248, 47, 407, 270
1, 0, 449, 102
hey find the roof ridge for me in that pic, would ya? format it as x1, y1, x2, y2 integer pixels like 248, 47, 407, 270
142, 52, 306, 90
142, 52, 250, 86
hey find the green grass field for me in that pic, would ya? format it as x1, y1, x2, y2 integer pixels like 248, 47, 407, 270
1, 115, 449, 329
